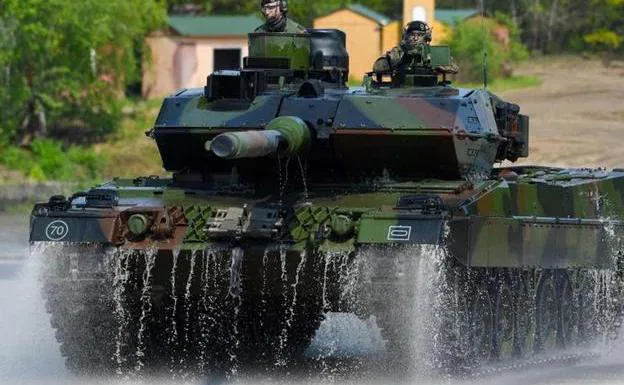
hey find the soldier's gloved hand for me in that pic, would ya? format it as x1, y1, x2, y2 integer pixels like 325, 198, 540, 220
405, 46, 425, 60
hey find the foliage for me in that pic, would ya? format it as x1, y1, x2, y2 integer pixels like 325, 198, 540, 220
0, 0, 167, 146
95, 99, 165, 179
585, 30, 623, 50
163, 0, 623, 55
476, 0, 622, 55
0, 139, 103, 182
456, 75, 543, 92
445, 19, 529, 83
493, 12, 530, 62
584, 0, 624, 50
162, 0, 623, 57
167, 0, 400, 28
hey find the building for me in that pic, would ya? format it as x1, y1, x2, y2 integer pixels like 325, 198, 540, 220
313, 5, 401, 82
142, 15, 262, 98
315, 0, 478, 80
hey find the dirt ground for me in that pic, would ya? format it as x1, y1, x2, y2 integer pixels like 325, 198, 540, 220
499, 56, 624, 169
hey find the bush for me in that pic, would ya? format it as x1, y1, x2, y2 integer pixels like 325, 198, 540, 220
0, 139, 103, 182
444, 18, 529, 83
0, 0, 166, 145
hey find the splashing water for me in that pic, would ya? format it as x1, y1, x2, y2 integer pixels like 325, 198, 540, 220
0, 243, 67, 381
228, 248, 245, 374
112, 250, 132, 375
321, 252, 361, 311
181, 252, 197, 366
197, 251, 210, 373
19, 236, 624, 383
134, 250, 157, 373
277, 156, 291, 203
198, 247, 221, 373
319, 244, 452, 377
277, 250, 308, 366
297, 156, 309, 202
260, 249, 269, 329
167, 249, 180, 373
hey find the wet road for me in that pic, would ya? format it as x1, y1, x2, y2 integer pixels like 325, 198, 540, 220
0, 214, 29, 279
3, 213, 624, 385
0, 214, 68, 384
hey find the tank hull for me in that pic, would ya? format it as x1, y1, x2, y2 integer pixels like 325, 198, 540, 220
30, 167, 624, 375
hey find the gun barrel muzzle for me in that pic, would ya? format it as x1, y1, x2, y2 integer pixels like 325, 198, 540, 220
207, 116, 311, 160
209, 130, 282, 159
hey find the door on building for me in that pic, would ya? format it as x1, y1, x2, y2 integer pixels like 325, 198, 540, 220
174, 42, 198, 89
213, 49, 242, 71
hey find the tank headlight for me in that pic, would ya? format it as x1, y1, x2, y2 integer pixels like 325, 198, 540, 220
128, 214, 150, 236
331, 215, 354, 237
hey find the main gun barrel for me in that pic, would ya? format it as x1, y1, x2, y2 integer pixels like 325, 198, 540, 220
207, 116, 311, 160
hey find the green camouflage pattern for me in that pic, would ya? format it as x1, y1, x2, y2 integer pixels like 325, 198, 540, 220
373, 45, 456, 73
30, 167, 624, 270
253, 18, 307, 34
249, 32, 310, 70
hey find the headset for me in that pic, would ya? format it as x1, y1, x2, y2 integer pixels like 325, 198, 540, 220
262, 0, 288, 13
403, 21, 432, 43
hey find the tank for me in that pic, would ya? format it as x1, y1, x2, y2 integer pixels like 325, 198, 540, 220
30, 29, 624, 377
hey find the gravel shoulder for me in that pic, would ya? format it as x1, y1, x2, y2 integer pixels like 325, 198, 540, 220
500, 57, 624, 169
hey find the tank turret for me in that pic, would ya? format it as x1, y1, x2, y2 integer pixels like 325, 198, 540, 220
151, 29, 528, 182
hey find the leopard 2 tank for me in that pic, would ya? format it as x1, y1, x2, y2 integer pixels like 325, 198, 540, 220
30, 28, 624, 376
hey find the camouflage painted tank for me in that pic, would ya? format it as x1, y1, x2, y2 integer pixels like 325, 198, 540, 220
30, 29, 624, 376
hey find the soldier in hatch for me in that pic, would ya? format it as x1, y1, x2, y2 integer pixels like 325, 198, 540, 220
373, 21, 458, 74
373, 21, 433, 73
255, 0, 307, 33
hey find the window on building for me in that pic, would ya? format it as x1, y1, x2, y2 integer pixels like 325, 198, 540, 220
411, 6, 427, 23
213, 49, 242, 71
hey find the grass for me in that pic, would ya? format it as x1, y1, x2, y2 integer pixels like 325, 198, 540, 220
348, 74, 542, 92
0, 98, 165, 185
455, 74, 543, 92
348, 77, 365, 87
95, 98, 166, 179
0, 202, 36, 215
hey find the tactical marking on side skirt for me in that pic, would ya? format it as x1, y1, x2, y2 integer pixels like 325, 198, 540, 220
387, 225, 412, 241
45, 220, 69, 241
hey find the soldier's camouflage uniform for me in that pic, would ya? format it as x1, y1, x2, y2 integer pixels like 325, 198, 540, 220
373, 46, 414, 73
373, 44, 460, 74
255, 18, 306, 33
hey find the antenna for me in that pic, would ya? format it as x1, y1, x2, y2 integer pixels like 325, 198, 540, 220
480, 0, 488, 89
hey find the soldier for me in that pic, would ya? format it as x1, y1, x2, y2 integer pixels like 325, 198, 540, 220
373, 21, 433, 73
255, 0, 307, 33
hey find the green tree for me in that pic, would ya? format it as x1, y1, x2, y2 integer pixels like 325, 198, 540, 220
0, 0, 166, 146
166, 0, 400, 29
583, 0, 623, 61
445, 18, 529, 83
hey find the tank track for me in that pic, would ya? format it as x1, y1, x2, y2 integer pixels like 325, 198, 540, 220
357, 246, 624, 376
40, 245, 624, 378
41, 246, 326, 377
